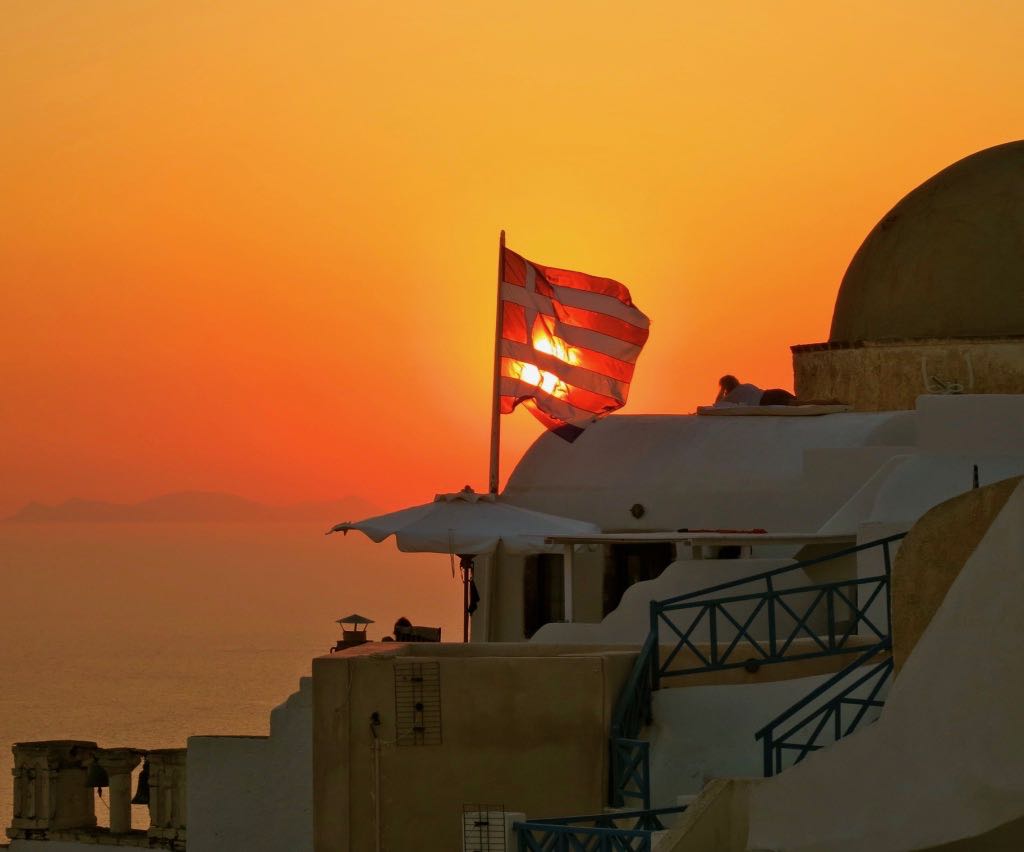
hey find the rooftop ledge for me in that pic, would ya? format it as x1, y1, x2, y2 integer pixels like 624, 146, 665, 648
791, 333, 1024, 353
544, 532, 856, 547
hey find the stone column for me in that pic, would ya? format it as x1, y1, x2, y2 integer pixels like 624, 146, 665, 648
7, 741, 97, 839
147, 748, 187, 847
95, 748, 142, 834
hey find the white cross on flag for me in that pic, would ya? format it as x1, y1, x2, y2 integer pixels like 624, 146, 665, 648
497, 247, 650, 441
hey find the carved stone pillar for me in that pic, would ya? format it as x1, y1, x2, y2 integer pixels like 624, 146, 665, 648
95, 748, 142, 834
147, 748, 187, 845
7, 740, 97, 839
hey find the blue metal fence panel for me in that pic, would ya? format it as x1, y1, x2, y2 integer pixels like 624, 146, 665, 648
604, 533, 904, 808
514, 806, 686, 852
755, 641, 893, 776
651, 533, 905, 680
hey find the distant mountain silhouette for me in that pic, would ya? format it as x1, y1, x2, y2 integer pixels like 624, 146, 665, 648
4, 491, 379, 524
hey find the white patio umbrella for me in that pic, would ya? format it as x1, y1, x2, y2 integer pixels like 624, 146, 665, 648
327, 487, 601, 641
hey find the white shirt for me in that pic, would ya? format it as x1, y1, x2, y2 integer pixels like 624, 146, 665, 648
723, 383, 763, 406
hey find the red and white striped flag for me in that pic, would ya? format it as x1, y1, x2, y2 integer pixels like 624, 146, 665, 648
498, 247, 650, 442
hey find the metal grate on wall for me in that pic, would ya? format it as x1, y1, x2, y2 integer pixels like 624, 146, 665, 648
462, 804, 506, 852
394, 660, 442, 746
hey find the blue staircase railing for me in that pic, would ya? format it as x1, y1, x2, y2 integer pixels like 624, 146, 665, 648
609, 631, 657, 808
651, 533, 904, 687
754, 639, 893, 776
514, 805, 686, 852
604, 533, 904, 807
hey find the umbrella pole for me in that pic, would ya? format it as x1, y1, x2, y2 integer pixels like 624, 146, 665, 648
463, 566, 469, 643
460, 555, 474, 643
563, 544, 574, 623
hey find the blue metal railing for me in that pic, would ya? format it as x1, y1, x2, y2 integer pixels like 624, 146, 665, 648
514, 806, 686, 852
755, 640, 893, 776
603, 533, 904, 808
651, 533, 905, 687
609, 631, 657, 807
609, 738, 650, 810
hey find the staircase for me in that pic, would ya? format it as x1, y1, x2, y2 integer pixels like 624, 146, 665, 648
512, 533, 905, 851
612, 533, 904, 806
755, 640, 893, 776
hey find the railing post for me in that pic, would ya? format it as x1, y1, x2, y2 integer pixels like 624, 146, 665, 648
883, 541, 893, 637
643, 654, 654, 726
826, 587, 836, 651
762, 734, 773, 778
709, 606, 718, 667
649, 601, 660, 691
640, 742, 651, 810
609, 740, 621, 808
766, 576, 777, 659
646, 642, 657, 709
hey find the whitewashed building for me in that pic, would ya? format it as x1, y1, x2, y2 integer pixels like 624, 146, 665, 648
9, 141, 1024, 852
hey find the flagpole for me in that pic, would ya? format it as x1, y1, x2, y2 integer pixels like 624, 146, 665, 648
488, 229, 505, 494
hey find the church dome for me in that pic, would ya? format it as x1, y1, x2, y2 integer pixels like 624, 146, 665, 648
830, 141, 1024, 343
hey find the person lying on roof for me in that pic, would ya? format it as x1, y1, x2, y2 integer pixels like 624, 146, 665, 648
714, 375, 842, 407
715, 374, 797, 406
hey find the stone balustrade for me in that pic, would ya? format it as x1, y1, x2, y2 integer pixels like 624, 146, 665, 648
9, 740, 98, 836
147, 748, 188, 846
6, 741, 187, 849
96, 747, 143, 835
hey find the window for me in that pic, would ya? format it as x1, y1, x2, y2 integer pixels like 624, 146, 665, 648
523, 554, 564, 638
603, 542, 675, 615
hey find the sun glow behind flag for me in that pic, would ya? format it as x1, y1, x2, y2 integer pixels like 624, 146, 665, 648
498, 247, 650, 441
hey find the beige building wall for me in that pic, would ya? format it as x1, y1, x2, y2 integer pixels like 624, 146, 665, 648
792, 337, 1024, 411
891, 476, 1022, 672
742, 479, 1024, 852
188, 677, 313, 852
659, 778, 757, 852
477, 547, 607, 642
917, 815, 1024, 851
312, 643, 634, 852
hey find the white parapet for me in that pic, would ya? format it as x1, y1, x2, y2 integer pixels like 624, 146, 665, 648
186, 676, 312, 852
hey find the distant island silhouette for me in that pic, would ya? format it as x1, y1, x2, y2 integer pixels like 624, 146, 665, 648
3, 491, 378, 524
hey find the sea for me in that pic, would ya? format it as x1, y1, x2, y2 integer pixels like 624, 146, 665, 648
0, 521, 461, 829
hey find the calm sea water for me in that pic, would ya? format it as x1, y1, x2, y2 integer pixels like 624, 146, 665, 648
0, 522, 460, 828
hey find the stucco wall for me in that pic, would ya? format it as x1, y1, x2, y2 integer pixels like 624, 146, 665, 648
744, 480, 1024, 852
503, 413, 912, 533
648, 675, 834, 803
890, 476, 1021, 672
916, 815, 1024, 851
187, 677, 313, 852
658, 778, 757, 852
479, 546, 606, 642
792, 339, 1024, 411
917, 394, 1024, 455
819, 453, 1024, 535
312, 644, 634, 852
531, 555, 847, 647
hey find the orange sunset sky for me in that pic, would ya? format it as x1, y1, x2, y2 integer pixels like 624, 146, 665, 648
3, 1, 1023, 517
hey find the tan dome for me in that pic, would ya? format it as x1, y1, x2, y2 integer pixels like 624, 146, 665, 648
830, 141, 1024, 343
